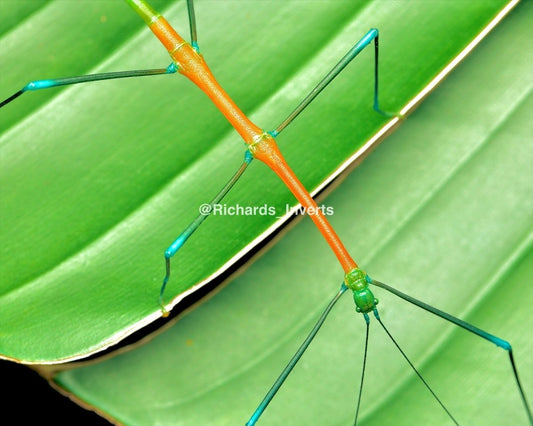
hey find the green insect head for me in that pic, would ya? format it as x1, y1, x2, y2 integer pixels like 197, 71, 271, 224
344, 268, 378, 314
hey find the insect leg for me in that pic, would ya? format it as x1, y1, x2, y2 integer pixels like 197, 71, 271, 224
247, 284, 348, 425
369, 277, 532, 424
159, 150, 253, 314
271, 29, 400, 137
0, 65, 178, 108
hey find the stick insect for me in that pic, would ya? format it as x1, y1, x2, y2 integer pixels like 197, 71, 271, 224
1, 0, 531, 424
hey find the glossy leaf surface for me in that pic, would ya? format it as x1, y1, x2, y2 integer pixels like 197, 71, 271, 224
53, 1, 532, 424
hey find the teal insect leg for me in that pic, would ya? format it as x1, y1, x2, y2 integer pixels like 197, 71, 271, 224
246, 284, 348, 426
369, 277, 532, 424
270, 28, 399, 137
248, 269, 373, 425
371, 32, 397, 118
353, 314, 370, 425
374, 309, 459, 425
186, 0, 199, 52
159, 150, 253, 313
0, 64, 178, 108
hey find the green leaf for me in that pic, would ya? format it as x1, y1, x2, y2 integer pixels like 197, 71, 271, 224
52, 1, 533, 425
0, 0, 511, 363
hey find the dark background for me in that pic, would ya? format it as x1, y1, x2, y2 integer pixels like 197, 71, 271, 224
1, 360, 110, 424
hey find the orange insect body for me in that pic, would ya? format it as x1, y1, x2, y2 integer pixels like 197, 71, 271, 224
130, 0, 357, 273
249, 134, 357, 272
150, 17, 263, 143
